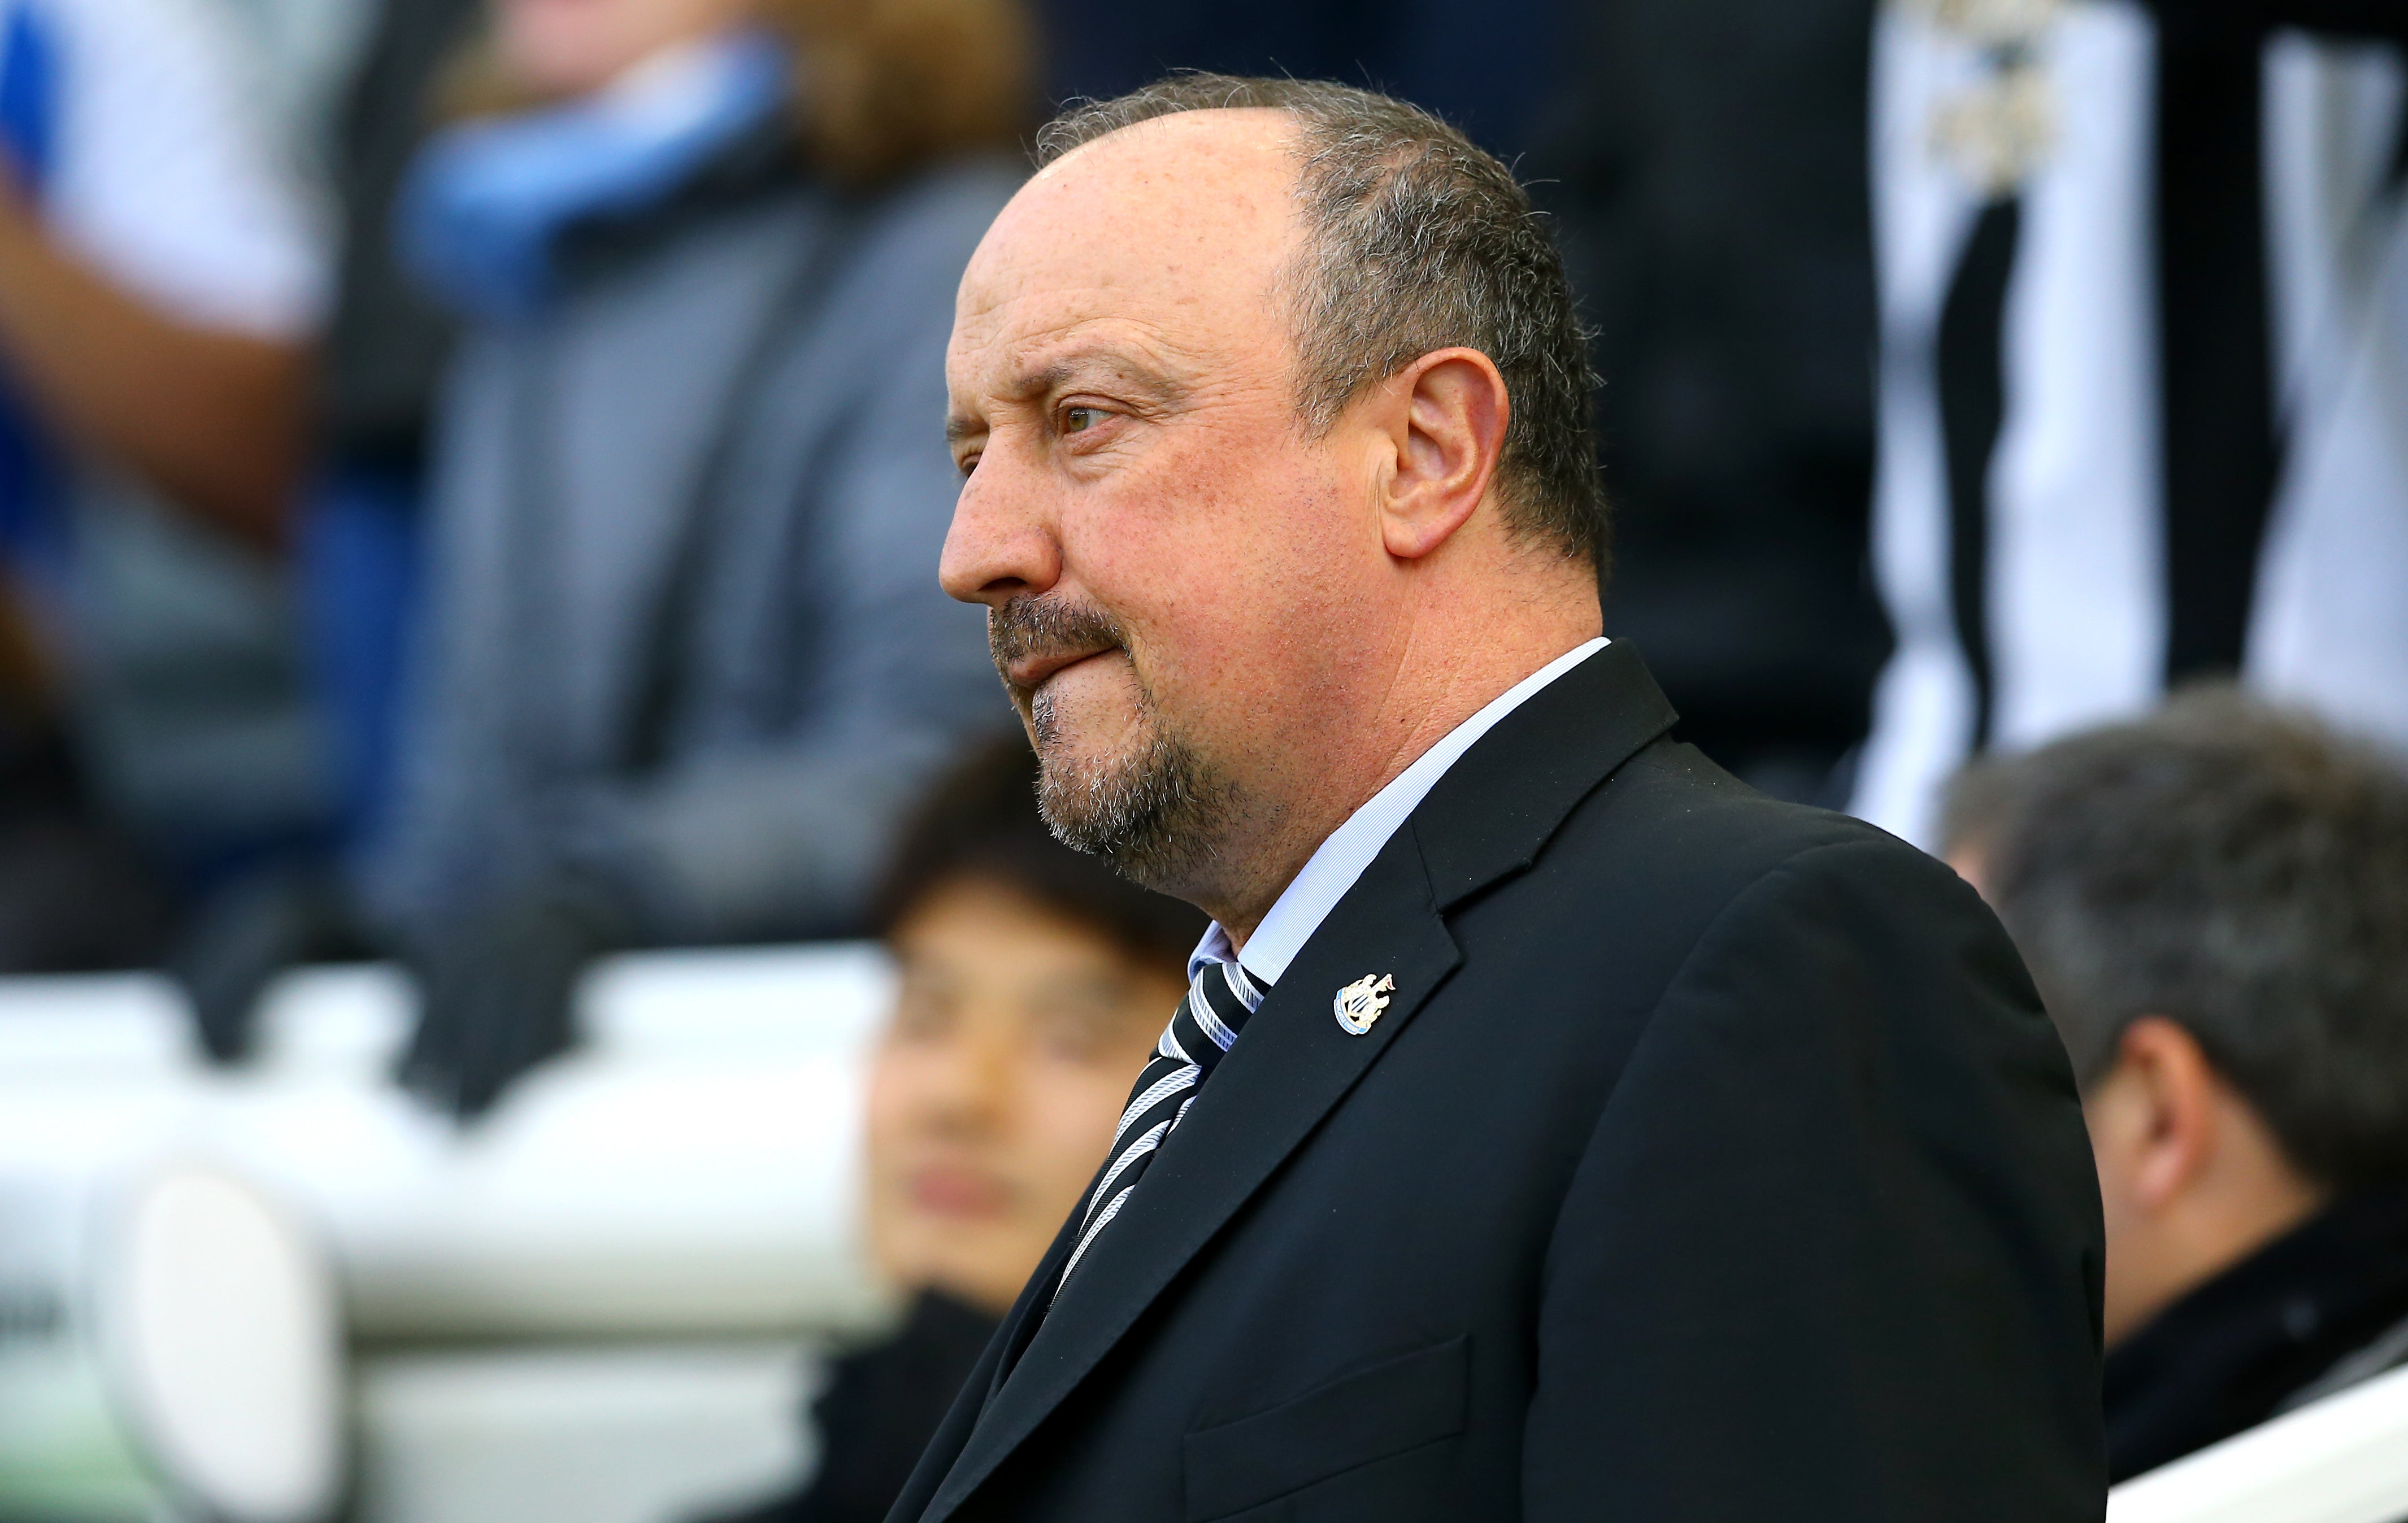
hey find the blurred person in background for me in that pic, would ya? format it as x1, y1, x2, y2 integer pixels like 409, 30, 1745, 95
706, 737, 1202, 1523
1858, 0, 2408, 847
302, 0, 476, 860
367, 0, 1030, 1118
0, 569, 163, 968
167, 0, 488, 1059
301, 0, 1562, 974
1944, 689, 2408, 1481
0, 0, 334, 973
1525, 0, 1888, 805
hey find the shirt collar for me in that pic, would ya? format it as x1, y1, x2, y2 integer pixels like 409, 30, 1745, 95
1189, 637, 1610, 985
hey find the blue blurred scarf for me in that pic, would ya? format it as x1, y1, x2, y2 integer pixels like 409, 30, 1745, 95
394, 29, 790, 325
0, 1, 62, 604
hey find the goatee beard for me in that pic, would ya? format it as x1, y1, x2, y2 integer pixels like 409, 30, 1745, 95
1030, 684, 1232, 888
992, 595, 1235, 889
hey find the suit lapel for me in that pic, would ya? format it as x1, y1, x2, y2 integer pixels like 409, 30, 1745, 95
910, 641, 1681, 1523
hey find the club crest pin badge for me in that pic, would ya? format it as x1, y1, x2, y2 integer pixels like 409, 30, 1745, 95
1333, 973, 1396, 1036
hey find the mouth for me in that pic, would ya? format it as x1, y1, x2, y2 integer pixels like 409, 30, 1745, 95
989, 596, 1130, 701
906, 1164, 1014, 1217
1004, 645, 1119, 697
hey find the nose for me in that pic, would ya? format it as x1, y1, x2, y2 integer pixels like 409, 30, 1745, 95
918, 1014, 1017, 1137
939, 455, 1062, 609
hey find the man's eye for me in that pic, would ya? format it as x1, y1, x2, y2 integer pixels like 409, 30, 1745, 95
1063, 406, 1102, 434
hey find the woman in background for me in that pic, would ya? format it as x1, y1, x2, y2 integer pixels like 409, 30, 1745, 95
714, 738, 1202, 1523
368, 0, 1031, 1116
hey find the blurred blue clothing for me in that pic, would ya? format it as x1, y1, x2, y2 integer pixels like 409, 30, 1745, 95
0, 5, 53, 180
0, 2, 62, 609
395, 29, 788, 324
298, 464, 421, 854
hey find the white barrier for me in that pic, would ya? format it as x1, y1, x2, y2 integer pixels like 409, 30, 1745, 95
2107, 1360, 2408, 1523
0, 945, 900, 1521
0, 1160, 344, 1523
0, 945, 897, 1340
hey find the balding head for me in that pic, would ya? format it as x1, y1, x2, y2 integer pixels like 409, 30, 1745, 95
940, 80, 1604, 937
950, 107, 1307, 490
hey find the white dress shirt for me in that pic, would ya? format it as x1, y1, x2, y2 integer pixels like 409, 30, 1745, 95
1190, 637, 1610, 986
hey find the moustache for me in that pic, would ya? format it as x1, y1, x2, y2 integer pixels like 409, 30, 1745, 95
988, 595, 1129, 697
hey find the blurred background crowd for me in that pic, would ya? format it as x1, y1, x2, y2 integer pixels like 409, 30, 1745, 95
0, 0, 2403, 1518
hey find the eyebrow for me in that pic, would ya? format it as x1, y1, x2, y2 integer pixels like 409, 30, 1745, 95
946, 360, 1071, 446
945, 346, 1195, 447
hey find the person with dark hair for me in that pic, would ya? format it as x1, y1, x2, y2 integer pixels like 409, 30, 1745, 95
359, 0, 1037, 1118
706, 736, 1201, 1523
1944, 688, 2408, 1481
900, 74, 2102, 1522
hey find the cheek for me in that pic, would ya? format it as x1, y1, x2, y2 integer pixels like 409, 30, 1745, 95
1021, 1066, 1138, 1207
862, 1051, 928, 1172
1068, 449, 1363, 713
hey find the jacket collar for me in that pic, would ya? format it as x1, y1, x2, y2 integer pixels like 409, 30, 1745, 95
1412, 638, 1678, 909
913, 642, 1679, 1523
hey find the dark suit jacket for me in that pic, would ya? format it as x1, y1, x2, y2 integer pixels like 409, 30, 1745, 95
889, 643, 2106, 1522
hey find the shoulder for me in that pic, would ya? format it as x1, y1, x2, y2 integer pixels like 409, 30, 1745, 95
1551, 736, 1974, 934
823, 152, 1022, 306
688, 155, 1021, 337
1588, 747, 2067, 1118
1467, 736, 2038, 1048
557, 150, 1018, 320
857, 153, 1025, 244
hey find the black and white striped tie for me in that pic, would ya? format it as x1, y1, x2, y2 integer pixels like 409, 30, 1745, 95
1056, 959, 1268, 1298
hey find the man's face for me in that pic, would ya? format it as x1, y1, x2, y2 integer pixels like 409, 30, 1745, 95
865, 876, 1181, 1313
941, 112, 1392, 896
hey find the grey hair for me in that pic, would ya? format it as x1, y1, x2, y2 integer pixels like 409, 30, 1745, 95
1035, 75, 1609, 568
1945, 687, 2408, 1189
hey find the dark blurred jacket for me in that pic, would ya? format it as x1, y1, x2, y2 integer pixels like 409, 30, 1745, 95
321, 0, 479, 472
708, 1291, 997, 1523
2107, 1189, 2408, 1481
364, 133, 1018, 946
1526, 0, 1887, 801
1032, 0, 1557, 156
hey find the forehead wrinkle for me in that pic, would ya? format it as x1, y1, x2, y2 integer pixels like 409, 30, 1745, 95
972, 315, 1203, 404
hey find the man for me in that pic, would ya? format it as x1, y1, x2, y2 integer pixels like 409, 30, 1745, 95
1944, 690, 2408, 1482
903, 76, 2103, 1522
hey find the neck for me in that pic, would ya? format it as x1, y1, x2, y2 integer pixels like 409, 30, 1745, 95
1205, 569, 1600, 948
2104, 1101, 2335, 1346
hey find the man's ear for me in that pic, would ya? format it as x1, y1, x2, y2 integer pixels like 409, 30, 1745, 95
1373, 348, 1511, 562
2100, 1016, 2224, 1213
